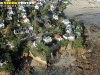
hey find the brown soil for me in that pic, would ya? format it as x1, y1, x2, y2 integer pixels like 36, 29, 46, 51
17, 26, 100, 75
0, 72, 9, 75
18, 51, 46, 75
50, 29, 100, 75
74, 40, 100, 75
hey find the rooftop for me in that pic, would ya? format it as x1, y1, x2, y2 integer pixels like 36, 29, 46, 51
43, 36, 52, 43
62, 19, 71, 25
55, 34, 61, 38
7, 5, 12, 9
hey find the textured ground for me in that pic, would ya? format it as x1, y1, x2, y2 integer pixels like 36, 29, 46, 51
64, 0, 100, 29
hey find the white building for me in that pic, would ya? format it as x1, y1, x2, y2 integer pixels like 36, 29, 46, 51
35, 4, 39, 10
22, 8, 26, 13
23, 17, 30, 23
43, 36, 52, 43
17, 23, 20, 27
22, 15, 30, 23
32, 37, 41, 47
62, 19, 71, 25
21, 13, 27, 17
0, 59, 7, 68
66, 24, 72, 28
63, 34, 75, 41
53, 14, 58, 20
7, 13, 12, 20
28, 26, 33, 31
0, 20, 4, 28
65, 27, 72, 34
50, 4, 55, 11
68, 34, 75, 41
55, 34, 63, 41
23, 15, 27, 19
63, 34, 69, 40
18, 5, 24, 10
65, 24, 72, 33
7, 16, 12, 20
33, 40, 41, 47
7, 9, 14, 15
37, 2, 43, 6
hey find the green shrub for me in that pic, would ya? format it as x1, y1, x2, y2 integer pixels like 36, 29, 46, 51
72, 37, 83, 48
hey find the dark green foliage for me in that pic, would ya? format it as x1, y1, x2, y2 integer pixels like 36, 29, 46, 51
1, 52, 15, 73
60, 40, 69, 47
43, 26, 54, 33
34, 26, 39, 34
36, 10, 41, 17
36, 42, 50, 56
6, 25, 16, 41
13, 38, 21, 52
3, 52, 12, 62
2, 62, 15, 73
21, 23, 29, 28
72, 38, 83, 48
42, 4, 50, 16
23, 46, 29, 53
0, 32, 6, 44
54, 28, 63, 35
57, 3, 67, 12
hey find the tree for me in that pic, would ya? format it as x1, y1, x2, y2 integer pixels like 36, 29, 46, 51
13, 38, 21, 52
58, 3, 67, 12
6, 25, 16, 41
2, 52, 15, 73
54, 28, 63, 35
36, 42, 50, 56
36, 10, 41, 18
28, 7, 35, 21
21, 23, 29, 28
0, 32, 6, 44
60, 40, 68, 47
33, 21, 39, 34
42, 4, 50, 16
72, 37, 83, 48
34, 26, 39, 34
23, 46, 29, 53
3, 63, 15, 73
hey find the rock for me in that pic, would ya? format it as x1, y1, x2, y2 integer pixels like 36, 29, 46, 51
75, 67, 83, 73
85, 53, 91, 58
92, 68, 99, 75
76, 48, 87, 55
87, 49, 93, 53
81, 55, 87, 60
84, 69, 91, 75
84, 64, 90, 70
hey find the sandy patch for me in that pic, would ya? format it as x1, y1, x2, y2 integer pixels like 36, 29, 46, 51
64, 0, 100, 29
